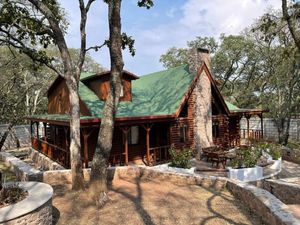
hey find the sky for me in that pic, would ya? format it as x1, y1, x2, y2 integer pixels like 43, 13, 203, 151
59, 0, 282, 76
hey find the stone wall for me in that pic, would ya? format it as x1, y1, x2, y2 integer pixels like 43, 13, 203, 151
227, 180, 300, 225
0, 182, 53, 225
262, 178, 300, 204
240, 118, 300, 141
4, 199, 52, 225
194, 70, 213, 149
281, 147, 300, 164
0, 152, 42, 181
0, 124, 30, 150
28, 147, 65, 171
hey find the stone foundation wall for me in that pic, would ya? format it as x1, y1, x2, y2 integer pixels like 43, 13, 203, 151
42, 166, 227, 190
227, 180, 300, 225
0, 182, 53, 225
28, 147, 65, 171
0, 152, 42, 181
262, 178, 300, 204
4, 199, 52, 225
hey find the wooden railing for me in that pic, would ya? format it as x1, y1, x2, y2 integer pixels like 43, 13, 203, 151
149, 145, 171, 166
240, 129, 263, 140
31, 137, 70, 168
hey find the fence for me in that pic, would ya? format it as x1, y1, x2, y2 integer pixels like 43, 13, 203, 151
240, 118, 300, 141
0, 124, 31, 150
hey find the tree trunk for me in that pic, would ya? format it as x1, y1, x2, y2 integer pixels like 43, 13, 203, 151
276, 117, 290, 145
66, 76, 85, 190
282, 0, 300, 52
0, 123, 13, 151
90, 0, 124, 206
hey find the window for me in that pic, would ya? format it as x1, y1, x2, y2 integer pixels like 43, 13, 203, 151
212, 122, 220, 138
128, 126, 139, 145
120, 84, 124, 97
180, 124, 188, 143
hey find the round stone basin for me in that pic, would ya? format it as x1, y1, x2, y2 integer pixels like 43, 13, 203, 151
0, 182, 53, 225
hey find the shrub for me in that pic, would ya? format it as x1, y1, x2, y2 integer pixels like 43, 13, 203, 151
169, 147, 193, 169
269, 144, 281, 160
287, 140, 300, 150
0, 174, 27, 208
230, 147, 262, 169
252, 140, 282, 160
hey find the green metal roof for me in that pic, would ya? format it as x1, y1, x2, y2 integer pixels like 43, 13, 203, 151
225, 101, 240, 111
77, 65, 242, 118
78, 65, 196, 118
80, 72, 96, 80
78, 81, 104, 116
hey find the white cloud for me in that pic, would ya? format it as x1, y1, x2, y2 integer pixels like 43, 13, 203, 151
60, 0, 281, 75
128, 0, 281, 74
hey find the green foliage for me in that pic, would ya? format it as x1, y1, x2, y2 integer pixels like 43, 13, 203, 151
251, 140, 282, 160
287, 140, 300, 150
269, 146, 281, 160
169, 147, 193, 169
159, 47, 188, 69
230, 146, 262, 169
159, 9, 300, 144
137, 0, 154, 9
159, 36, 217, 69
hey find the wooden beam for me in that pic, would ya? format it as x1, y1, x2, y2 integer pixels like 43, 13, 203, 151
63, 127, 70, 166
260, 113, 264, 139
120, 126, 130, 166
142, 124, 153, 165
82, 128, 95, 168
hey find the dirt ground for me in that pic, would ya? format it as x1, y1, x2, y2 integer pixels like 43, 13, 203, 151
52, 177, 262, 225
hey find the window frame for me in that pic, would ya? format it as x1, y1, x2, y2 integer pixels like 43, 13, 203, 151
212, 121, 220, 138
180, 124, 188, 143
128, 126, 139, 145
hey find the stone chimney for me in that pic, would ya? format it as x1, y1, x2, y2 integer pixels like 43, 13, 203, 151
188, 48, 211, 73
191, 47, 213, 151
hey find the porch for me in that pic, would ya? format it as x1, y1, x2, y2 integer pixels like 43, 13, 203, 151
228, 109, 268, 147
28, 117, 173, 168
110, 122, 171, 166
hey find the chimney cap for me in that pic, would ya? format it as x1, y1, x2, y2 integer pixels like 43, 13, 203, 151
197, 48, 209, 54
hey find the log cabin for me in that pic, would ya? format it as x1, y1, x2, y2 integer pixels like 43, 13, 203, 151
27, 48, 267, 168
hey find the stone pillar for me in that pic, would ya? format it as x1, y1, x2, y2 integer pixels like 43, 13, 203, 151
194, 70, 213, 150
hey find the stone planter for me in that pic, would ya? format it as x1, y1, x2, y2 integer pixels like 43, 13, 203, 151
0, 182, 53, 225
227, 166, 263, 182
269, 157, 282, 171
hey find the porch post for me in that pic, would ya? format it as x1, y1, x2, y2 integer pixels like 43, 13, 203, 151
142, 124, 153, 165
120, 127, 130, 166
63, 127, 70, 167
245, 114, 251, 139
82, 128, 94, 168
36, 122, 39, 139
260, 113, 264, 139
43, 122, 47, 140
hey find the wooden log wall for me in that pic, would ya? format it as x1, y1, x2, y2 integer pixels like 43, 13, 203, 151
170, 93, 195, 150
48, 78, 91, 116
228, 115, 241, 147
212, 115, 229, 147
83, 75, 132, 102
